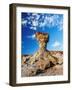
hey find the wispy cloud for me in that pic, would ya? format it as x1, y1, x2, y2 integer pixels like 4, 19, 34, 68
30, 26, 37, 30
52, 41, 61, 48
27, 34, 35, 39
32, 13, 40, 20
57, 19, 63, 31
32, 20, 38, 27
21, 19, 27, 25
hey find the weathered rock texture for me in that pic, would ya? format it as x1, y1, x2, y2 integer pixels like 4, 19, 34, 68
21, 32, 63, 77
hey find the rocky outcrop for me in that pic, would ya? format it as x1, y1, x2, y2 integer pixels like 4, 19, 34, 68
29, 32, 58, 65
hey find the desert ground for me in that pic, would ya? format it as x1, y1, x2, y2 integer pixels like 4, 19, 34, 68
21, 51, 63, 77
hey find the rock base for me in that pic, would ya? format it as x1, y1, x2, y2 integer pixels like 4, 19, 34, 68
21, 51, 63, 77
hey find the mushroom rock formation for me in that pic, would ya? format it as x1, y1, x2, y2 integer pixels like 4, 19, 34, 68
29, 32, 58, 69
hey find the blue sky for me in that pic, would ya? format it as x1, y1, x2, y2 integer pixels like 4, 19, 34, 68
21, 12, 63, 55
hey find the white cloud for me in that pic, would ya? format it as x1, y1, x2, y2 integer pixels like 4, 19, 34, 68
39, 21, 46, 27
27, 34, 35, 39
21, 19, 27, 25
32, 20, 38, 27
36, 15, 40, 20
46, 16, 54, 24
28, 21, 31, 24
52, 41, 61, 48
32, 13, 40, 20
30, 26, 37, 30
